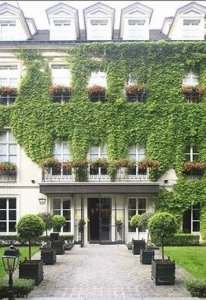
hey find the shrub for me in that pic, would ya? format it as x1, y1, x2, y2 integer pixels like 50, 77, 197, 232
186, 279, 206, 298
38, 212, 53, 247
16, 214, 45, 259
148, 212, 177, 260
130, 214, 141, 229
0, 279, 35, 299
52, 215, 66, 232
151, 233, 199, 246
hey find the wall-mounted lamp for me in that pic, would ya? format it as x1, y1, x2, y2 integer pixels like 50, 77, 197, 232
38, 198, 46, 205
31, 180, 36, 184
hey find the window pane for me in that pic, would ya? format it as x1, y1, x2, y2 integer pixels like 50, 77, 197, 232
0, 132, 7, 142
0, 222, 6, 232
53, 199, 61, 209
63, 210, 71, 220
9, 222, 16, 232
63, 200, 70, 209
0, 210, 6, 219
138, 198, 146, 210
0, 199, 6, 209
9, 198, 16, 209
53, 210, 61, 215
63, 222, 70, 232
128, 199, 136, 209
9, 144, 17, 155
193, 221, 200, 232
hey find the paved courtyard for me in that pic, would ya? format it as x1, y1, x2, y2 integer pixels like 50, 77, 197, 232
13, 244, 197, 299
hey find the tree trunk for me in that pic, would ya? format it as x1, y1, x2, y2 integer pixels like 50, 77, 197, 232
161, 236, 164, 261
29, 238, 31, 260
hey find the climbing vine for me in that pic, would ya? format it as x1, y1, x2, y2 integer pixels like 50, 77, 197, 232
3, 42, 206, 238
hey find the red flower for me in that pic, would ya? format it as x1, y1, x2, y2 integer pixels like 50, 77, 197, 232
88, 85, 106, 95
125, 83, 145, 95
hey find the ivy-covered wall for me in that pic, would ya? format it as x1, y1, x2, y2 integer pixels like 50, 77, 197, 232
3, 41, 206, 236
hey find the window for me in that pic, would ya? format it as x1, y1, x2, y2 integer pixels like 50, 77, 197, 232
0, 21, 16, 40
183, 19, 200, 40
0, 65, 19, 87
127, 19, 147, 40
53, 141, 71, 175
183, 203, 200, 233
88, 71, 107, 88
128, 198, 146, 232
89, 145, 107, 176
52, 20, 71, 40
0, 198, 16, 232
89, 19, 109, 40
185, 145, 198, 162
127, 145, 146, 175
0, 131, 17, 164
52, 198, 71, 232
51, 64, 71, 86
183, 72, 199, 86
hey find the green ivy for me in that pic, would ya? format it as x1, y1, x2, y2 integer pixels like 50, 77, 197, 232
3, 42, 206, 238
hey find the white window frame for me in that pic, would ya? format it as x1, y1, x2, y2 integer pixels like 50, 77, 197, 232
0, 130, 17, 164
183, 72, 199, 86
53, 141, 70, 162
182, 19, 201, 40
89, 145, 107, 177
128, 197, 147, 232
0, 21, 16, 40
0, 197, 16, 233
88, 71, 107, 88
126, 18, 147, 40
191, 203, 200, 232
89, 18, 110, 40
52, 197, 72, 233
127, 145, 145, 176
0, 65, 19, 87
185, 145, 198, 162
51, 64, 71, 86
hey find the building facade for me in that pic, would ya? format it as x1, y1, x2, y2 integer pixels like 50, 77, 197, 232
0, 1, 206, 244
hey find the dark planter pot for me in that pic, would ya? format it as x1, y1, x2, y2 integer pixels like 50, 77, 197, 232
51, 239, 65, 255
19, 259, 43, 285
151, 259, 175, 285
140, 248, 155, 264
132, 239, 145, 255
50, 232, 59, 240
41, 248, 56, 265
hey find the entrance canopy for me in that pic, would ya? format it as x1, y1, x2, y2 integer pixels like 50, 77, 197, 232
39, 182, 159, 194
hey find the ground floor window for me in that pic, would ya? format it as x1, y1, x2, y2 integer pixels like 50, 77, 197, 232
128, 197, 146, 232
52, 198, 71, 232
183, 203, 200, 233
0, 197, 16, 232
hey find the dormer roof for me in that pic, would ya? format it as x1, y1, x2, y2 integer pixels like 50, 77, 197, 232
46, 2, 80, 39
167, 2, 206, 38
0, 2, 32, 40
120, 2, 153, 40
83, 2, 115, 40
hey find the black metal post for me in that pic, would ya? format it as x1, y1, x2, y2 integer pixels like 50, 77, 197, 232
8, 271, 14, 300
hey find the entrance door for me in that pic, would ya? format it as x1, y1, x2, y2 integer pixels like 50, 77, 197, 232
88, 198, 111, 243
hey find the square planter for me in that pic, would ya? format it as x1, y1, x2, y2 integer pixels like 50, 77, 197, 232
19, 259, 43, 285
132, 239, 145, 255
151, 259, 175, 285
50, 232, 59, 241
41, 248, 56, 265
51, 239, 65, 255
140, 248, 155, 264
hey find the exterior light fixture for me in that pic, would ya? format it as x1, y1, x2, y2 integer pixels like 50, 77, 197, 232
2, 245, 20, 300
38, 198, 46, 205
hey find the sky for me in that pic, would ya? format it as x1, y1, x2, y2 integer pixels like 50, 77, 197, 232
2, 1, 206, 29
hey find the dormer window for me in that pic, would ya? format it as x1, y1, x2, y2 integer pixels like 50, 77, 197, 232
127, 19, 146, 40
183, 19, 200, 40
0, 21, 16, 40
89, 19, 109, 40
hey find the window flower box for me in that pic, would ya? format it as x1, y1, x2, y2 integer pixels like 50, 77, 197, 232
138, 159, 160, 170
0, 162, 16, 176
0, 87, 17, 106
88, 85, 106, 102
109, 159, 135, 169
48, 85, 71, 103
183, 161, 206, 177
125, 83, 146, 103
182, 85, 205, 103
39, 157, 61, 175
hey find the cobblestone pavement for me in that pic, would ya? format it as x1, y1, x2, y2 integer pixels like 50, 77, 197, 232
15, 244, 196, 299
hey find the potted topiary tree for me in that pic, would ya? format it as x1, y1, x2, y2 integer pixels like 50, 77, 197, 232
130, 214, 145, 255
38, 212, 56, 265
148, 212, 177, 285
17, 214, 45, 285
139, 212, 154, 264
51, 215, 66, 255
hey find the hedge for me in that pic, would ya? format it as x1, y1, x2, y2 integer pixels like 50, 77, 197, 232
151, 233, 199, 246
186, 279, 206, 298
0, 279, 34, 299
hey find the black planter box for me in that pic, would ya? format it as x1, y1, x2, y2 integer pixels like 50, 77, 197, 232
50, 232, 59, 240
151, 259, 175, 285
140, 248, 155, 264
41, 248, 56, 265
132, 239, 145, 255
51, 239, 65, 255
19, 259, 43, 285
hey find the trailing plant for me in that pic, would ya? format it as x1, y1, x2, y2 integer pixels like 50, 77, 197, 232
0, 87, 17, 96
125, 83, 145, 94
48, 85, 71, 95
88, 85, 106, 95
0, 161, 16, 173
138, 159, 160, 170
182, 85, 205, 95
183, 161, 206, 172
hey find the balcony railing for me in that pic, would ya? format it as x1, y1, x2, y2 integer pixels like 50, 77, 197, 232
42, 167, 149, 183
0, 173, 16, 182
